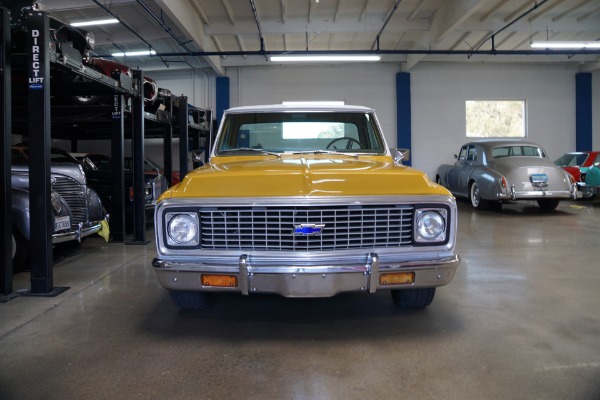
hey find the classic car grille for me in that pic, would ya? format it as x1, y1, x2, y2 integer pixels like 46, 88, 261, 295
200, 205, 414, 251
52, 176, 88, 225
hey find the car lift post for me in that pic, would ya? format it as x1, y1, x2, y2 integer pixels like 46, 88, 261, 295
163, 95, 173, 186
178, 95, 189, 178
110, 70, 126, 242
1, 7, 17, 301
128, 69, 149, 245
25, 10, 67, 296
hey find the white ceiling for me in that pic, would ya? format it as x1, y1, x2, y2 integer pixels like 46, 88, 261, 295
26, 0, 600, 75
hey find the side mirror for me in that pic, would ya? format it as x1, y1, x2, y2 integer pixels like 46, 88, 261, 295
394, 148, 410, 165
453, 154, 458, 160
192, 151, 205, 162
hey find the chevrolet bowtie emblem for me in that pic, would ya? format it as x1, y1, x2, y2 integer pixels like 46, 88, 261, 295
293, 224, 325, 236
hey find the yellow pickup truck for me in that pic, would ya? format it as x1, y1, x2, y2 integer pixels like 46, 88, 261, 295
152, 104, 460, 310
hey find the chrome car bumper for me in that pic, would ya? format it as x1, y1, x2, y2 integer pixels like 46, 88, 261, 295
152, 253, 460, 298
502, 184, 581, 200
52, 217, 107, 244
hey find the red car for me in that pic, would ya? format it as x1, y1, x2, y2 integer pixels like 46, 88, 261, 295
554, 151, 600, 182
72, 57, 158, 106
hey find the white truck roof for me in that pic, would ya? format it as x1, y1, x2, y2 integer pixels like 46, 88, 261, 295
225, 103, 375, 114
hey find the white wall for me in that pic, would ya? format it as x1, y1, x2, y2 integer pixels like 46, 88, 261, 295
226, 64, 399, 144
227, 62, 591, 178
411, 63, 580, 177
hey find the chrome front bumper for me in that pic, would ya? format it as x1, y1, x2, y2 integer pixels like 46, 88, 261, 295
152, 253, 460, 298
52, 217, 107, 244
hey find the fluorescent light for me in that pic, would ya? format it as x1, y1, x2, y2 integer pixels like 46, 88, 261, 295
531, 41, 600, 49
70, 18, 119, 27
112, 50, 157, 57
270, 55, 381, 62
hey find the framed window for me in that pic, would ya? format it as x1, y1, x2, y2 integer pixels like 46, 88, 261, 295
466, 100, 526, 138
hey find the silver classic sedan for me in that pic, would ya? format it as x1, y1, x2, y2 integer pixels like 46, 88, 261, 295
436, 139, 580, 211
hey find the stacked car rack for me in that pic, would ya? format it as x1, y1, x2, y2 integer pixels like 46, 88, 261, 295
1, 8, 212, 299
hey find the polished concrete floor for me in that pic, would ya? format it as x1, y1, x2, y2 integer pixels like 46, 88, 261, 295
1, 199, 600, 400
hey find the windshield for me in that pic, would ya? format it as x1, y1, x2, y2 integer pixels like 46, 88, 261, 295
554, 153, 588, 167
215, 111, 386, 155
491, 145, 546, 159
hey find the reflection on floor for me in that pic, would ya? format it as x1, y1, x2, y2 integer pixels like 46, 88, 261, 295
2, 200, 600, 400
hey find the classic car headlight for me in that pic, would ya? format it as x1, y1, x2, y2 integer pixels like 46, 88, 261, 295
415, 209, 447, 242
50, 191, 62, 213
166, 213, 199, 246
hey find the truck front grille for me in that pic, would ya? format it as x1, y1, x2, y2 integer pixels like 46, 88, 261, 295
52, 176, 88, 225
200, 205, 414, 251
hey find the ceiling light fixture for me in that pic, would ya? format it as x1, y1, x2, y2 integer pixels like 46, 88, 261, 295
530, 41, 600, 49
269, 55, 381, 62
112, 50, 157, 57
70, 18, 119, 27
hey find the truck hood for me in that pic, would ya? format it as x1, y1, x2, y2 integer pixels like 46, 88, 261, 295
160, 155, 447, 199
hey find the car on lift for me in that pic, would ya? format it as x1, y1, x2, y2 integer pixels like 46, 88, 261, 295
554, 151, 600, 199
152, 103, 460, 311
72, 57, 159, 108
11, 146, 108, 271
436, 139, 580, 211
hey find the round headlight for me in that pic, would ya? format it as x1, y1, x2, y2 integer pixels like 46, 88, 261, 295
167, 214, 198, 245
416, 211, 445, 241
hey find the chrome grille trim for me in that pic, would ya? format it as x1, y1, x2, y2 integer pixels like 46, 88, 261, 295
199, 205, 414, 251
52, 176, 88, 225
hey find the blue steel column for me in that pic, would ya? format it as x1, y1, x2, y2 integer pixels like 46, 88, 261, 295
216, 77, 230, 123
396, 72, 412, 166
575, 73, 592, 151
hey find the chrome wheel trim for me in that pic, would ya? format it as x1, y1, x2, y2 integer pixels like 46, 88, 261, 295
470, 183, 480, 208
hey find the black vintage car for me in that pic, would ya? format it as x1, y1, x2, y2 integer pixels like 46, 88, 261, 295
67, 151, 168, 216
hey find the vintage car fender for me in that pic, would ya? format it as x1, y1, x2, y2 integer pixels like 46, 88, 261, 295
87, 187, 105, 221
585, 165, 600, 187
11, 188, 30, 240
12, 188, 72, 241
435, 164, 453, 186
469, 167, 506, 200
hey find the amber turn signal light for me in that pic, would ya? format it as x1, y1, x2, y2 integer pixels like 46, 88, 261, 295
201, 274, 238, 287
379, 272, 415, 286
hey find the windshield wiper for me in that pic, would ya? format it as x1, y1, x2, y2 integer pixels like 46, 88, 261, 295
218, 148, 281, 158
290, 150, 359, 158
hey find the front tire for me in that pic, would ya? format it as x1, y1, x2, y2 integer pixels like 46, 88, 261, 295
470, 181, 489, 210
537, 199, 560, 211
169, 290, 217, 310
391, 288, 436, 308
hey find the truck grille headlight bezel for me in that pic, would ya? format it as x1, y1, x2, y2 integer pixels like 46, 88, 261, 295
414, 208, 448, 243
165, 211, 200, 247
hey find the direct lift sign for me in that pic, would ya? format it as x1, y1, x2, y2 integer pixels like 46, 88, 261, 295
29, 29, 44, 89
27, 11, 48, 92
